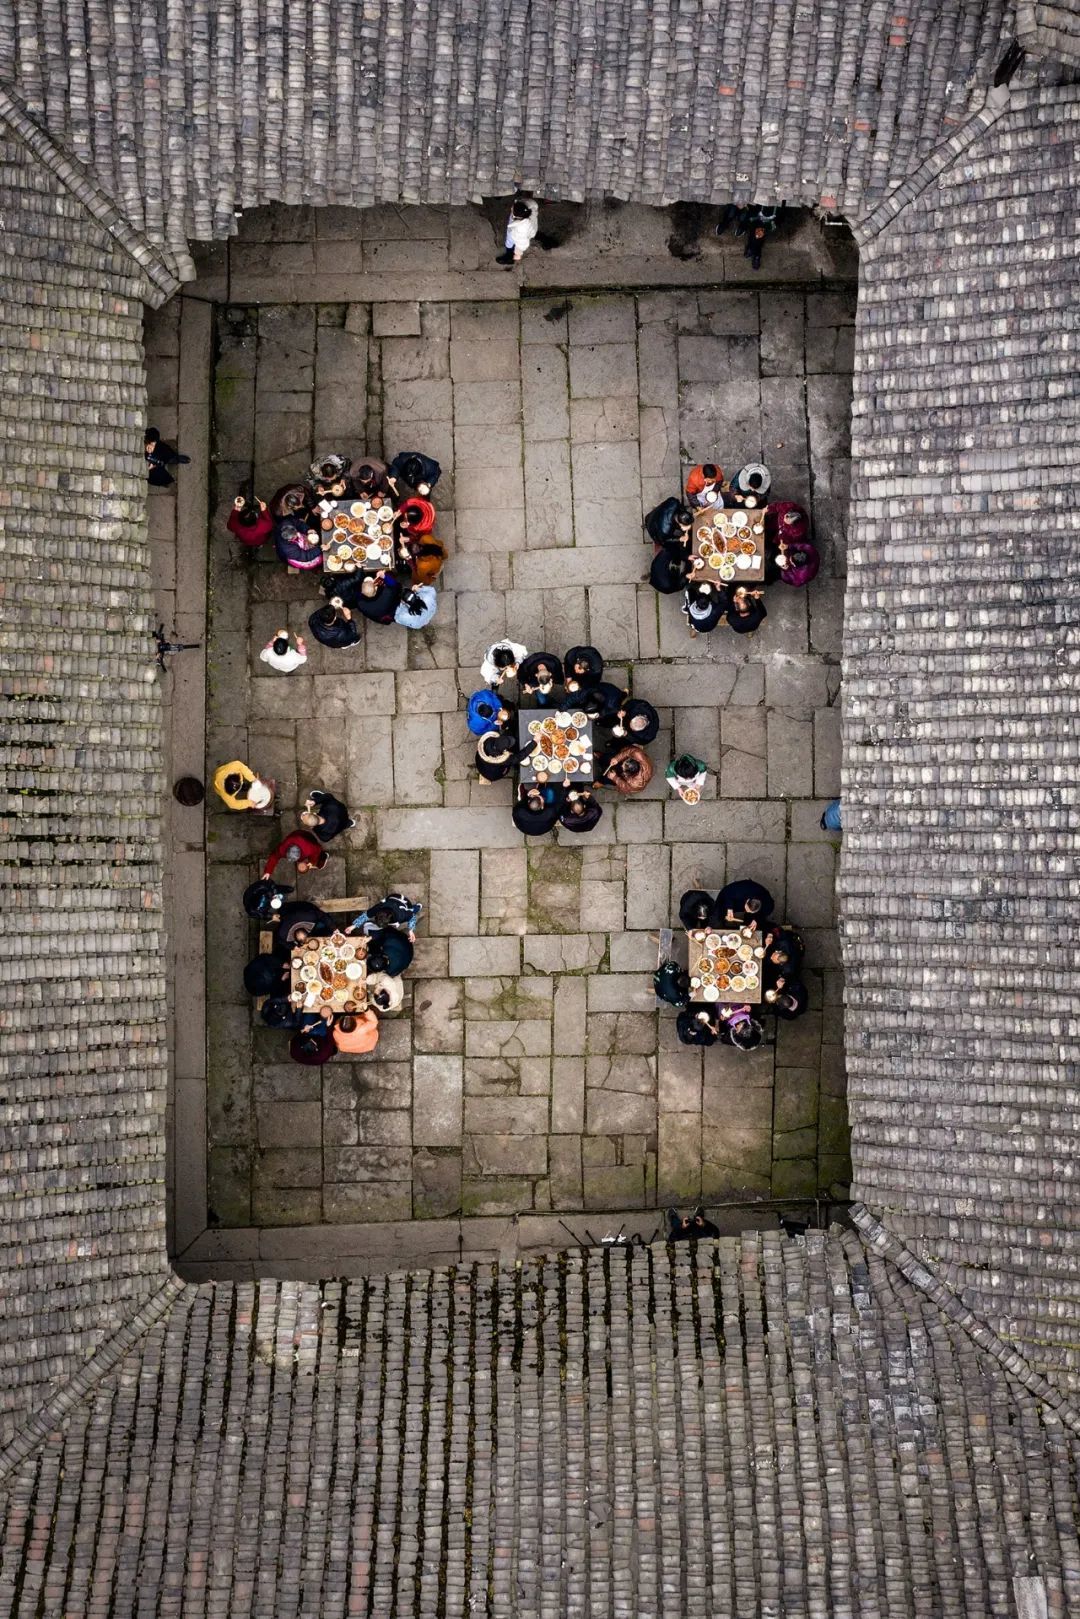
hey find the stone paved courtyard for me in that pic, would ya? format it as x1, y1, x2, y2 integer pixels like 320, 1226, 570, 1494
161, 219, 853, 1235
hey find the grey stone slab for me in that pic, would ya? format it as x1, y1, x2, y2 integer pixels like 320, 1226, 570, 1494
664, 799, 786, 843
586, 583, 639, 660
807, 374, 852, 461
658, 1049, 703, 1112
760, 375, 808, 463
521, 344, 570, 442
813, 706, 842, 797
520, 299, 569, 343
571, 496, 644, 547
585, 1089, 655, 1135
568, 342, 638, 399
512, 541, 648, 590
427, 850, 480, 935
553, 978, 587, 1055
696, 289, 759, 334
456, 590, 507, 664
551, 1058, 585, 1133
657, 1114, 702, 1203
413, 1055, 463, 1146
380, 336, 450, 381
465, 1020, 552, 1058
569, 439, 641, 502
677, 333, 758, 382
635, 321, 678, 409
449, 936, 521, 976
759, 292, 806, 376
449, 338, 520, 381
524, 439, 574, 547
608, 932, 660, 973
582, 1165, 646, 1211
347, 715, 396, 807
766, 711, 813, 798
785, 844, 836, 929
523, 934, 605, 973
412, 1149, 462, 1217
453, 378, 522, 427
569, 396, 639, 443
586, 975, 655, 1013
464, 1135, 548, 1176
392, 713, 445, 805
372, 301, 422, 337
463, 1096, 549, 1134
625, 842, 670, 931
413, 979, 465, 1055
378, 807, 525, 849
567, 297, 637, 345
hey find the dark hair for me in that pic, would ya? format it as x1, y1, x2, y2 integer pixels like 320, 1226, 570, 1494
676, 504, 693, 526
236, 497, 261, 525
416, 541, 442, 558
731, 1018, 764, 1050
372, 988, 390, 1008
779, 993, 799, 1012
492, 647, 516, 669
744, 896, 762, 914
702, 463, 718, 481
367, 903, 395, 927
512, 199, 532, 219
319, 460, 340, 479
271, 636, 290, 656
338, 1015, 356, 1032
688, 899, 711, 922
526, 789, 544, 808
367, 949, 389, 975
747, 470, 764, 489
316, 605, 337, 626
354, 463, 377, 485
569, 798, 588, 816
401, 455, 425, 485
402, 592, 425, 616
619, 758, 642, 780
788, 546, 811, 569
478, 733, 509, 762
674, 755, 699, 777
223, 773, 246, 797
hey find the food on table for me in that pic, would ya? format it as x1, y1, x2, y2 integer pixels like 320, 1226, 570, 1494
525, 712, 593, 778
691, 924, 762, 1003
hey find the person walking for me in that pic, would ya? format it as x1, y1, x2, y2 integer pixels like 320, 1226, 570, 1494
496, 194, 540, 266
144, 426, 190, 487
212, 760, 274, 812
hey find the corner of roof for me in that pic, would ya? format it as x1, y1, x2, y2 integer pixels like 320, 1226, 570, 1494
850, 1203, 1080, 1434
0, 78, 182, 306
851, 84, 1013, 249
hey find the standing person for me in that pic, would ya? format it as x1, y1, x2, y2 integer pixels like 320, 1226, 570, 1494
481, 639, 528, 687
666, 753, 709, 805
300, 789, 354, 843
601, 745, 653, 796
212, 760, 274, 812
467, 690, 516, 737
495, 194, 539, 266
332, 1010, 381, 1054
346, 893, 424, 938
820, 798, 842, 832
228, 494, 274, 547
682, 580, 726, 635
259, 629, 308, 672
512, 784, 564, 837
308, 599, 361, 649
144, 426, 190, 487
666, 1206, 721, 1241
394, 584, 438, 630
262, 829, 330, 880
387, 452, 442, 499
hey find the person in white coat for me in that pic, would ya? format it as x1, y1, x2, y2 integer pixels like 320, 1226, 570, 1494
259, 629, 308, 673
496, 195, 539, 266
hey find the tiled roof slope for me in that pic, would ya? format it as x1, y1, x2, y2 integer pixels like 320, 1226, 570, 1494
0, 0, 1060, 278
1, 1231, 1078, 1618
0, 123, 174, 1447
1017, 1, 1080, 65
842, 84, 1080, 1388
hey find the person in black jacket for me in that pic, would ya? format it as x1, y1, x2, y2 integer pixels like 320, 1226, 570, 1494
387, 451, 441, 498
272, 900, 335, 951
309, 599, 361, 649
676, 1005, 721, 1046
723, 584, 767, 635
512, 784, 564, 838
644, 497, 694, 550
476, 729, 534, 783
517, 652, 564, 705
559, 790, 603, 833
713, 879, 774, 926
353, 570, 403, 625
563, 646, 604, 695
683, 580, 726, 634
649, 547, 692, 594
300, 789, 354, 843
600, 697, 660, 747
243, 953, 288, 998
764, 979, 809, 1019
582, 681, 626, 723
653, 959, 691, 1008
678, 889, 715, 931
144, 425, 190, 486
367, 927, 415, 976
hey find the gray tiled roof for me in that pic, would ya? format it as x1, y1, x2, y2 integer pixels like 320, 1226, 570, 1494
0, 0, 1067, 280
1017, 1, 1080, 64
842, 81, 1080, 1389
2, 1232, 1079, 1617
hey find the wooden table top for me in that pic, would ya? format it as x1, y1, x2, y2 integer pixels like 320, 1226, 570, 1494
686, 922, 764, 1005
691, 505, 767, 585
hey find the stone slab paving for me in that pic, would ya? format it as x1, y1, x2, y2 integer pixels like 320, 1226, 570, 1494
182, 222, 853, 1232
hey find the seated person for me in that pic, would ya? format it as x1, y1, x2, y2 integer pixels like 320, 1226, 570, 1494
683, 580, 726, 634
467, 690, 516, 736
394, 584, 439, 629
289, 1025, 337, 1065
666, 1206, 721, 1241
713, 879, 774, 926
388, 451, 441, 498
366, 927, 415, 977
644, 497, 694, 549
308, 599, 361, 648
243, 953, 288, 999
601, 745, 653, 796
764, 980, 809, 1019
262, 830, 329, 880
243, 877, 292, 921
764, 501, 809, 548
269, 482, 313, 522
332, 1009, 381, 1054
346, 894, 423, 939
676, 1005, 721, 1046
653, 959, 691, 1008
563, 645, 604, 694
273, 899, 334, 949
366, 971, 404, 1014
604, 698, 659, 746
300, 789, 354, 843
353, 570, 404, 625
718, 1011, 766, 1050
728, 462, 771, 506
350, 456, 391, 499
407, 536, 448, 586
228, 494, 273, 547
678, 889, 715, 932
512, 783, 565, 838
260, 995, 300, 1029
685, 463, 724, 507
767, 539, 820, 589
476, 729, 534, 782
559, 790, 603, 833
582, 681, 626, 723
481, 638, 527, 687
762, 928, 804, 984
308, 453, 352, 499
517, 652, 564, 703
722, 583, 767, 635
649, 547, 691, 594
398, 495, 436, 535
274, 520, 323, 571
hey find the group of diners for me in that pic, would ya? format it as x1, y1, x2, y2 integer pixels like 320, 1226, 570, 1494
654, 878, 809, 1050
645, 460, 818, 636
226, 448, 449, 642
241, 880, 421, 1065
467, 641, 661, 837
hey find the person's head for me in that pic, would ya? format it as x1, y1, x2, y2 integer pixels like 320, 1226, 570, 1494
315, 604, 338, 629
568, 796, 590, 818
628, 712, 650, 733
360, 576, 380, 599
787, 545, 816, 575
271, 633, 290, 657
732, 587, 751, 613
280, 485, 307, 514
533, 661, 553, 683
675, 503, 693, 528
669, 557, 689, 583
292, 925, 311, 945
570, 656, 589, 677
366, 902, 397, 929
778, 991, 800, 1014
479, 732, 510, 765
701, 463, 719, 483
416, 541, 443, 560
319, 457, 345, 481
295, 1033, 323, 1056
730, 1018, 764, 1051
525, 788, 545, 811
769, 945, 791, 966
743, 895, 762, 916
371, 986, 392, 1011
234, 495, 262, 525
492, 646, 516, 671
223, 772, 247, 798
618, 757, 642, 782
401, 591, 426, 619
367, 947, 389, 975
399, 454, 426, 488
686, 895, 711, 928
512, 198, 533, 220
673, 754, 700, 781
338, 1014, 356, 1033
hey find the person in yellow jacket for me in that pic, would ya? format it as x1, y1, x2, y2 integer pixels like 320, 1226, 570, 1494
212, 759, 274, 811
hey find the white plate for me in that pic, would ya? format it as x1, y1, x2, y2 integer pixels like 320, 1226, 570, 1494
345, 962, 363, 980
735, 553, 753, 570
731, 511, 748, 529
702, 984, 720, 1001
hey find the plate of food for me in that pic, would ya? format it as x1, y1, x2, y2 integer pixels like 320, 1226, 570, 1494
571, 711, 588, 727
735, 554, 753, 570
702, 984, 720, 1001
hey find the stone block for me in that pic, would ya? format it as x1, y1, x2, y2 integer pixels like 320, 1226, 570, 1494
380, 336, 450, 381
463, 1096, 549, 1134
658, 1050, 702, 1112
372, 301, 422, 337
677, 333, 757, 382
450, 935, 521, 976
523, 934, 605, 973
394, 669, 461, 713
324, 1182, 412, 1222
760, 375, 808, 463
568, 297, 637, 345
521, 346, 570, 440
412, 1149, 462, 1217
568, 342, 638, 399
549, 1135, 583, 1208
256, 1101, 321, 1149
378, 807, 524, 849
413, 1054, 464, 1145
785, 845, 836, 928
449, 338, 520, 382
587, 1011, 656, 1056
252, 1185, 322, 1225
585, 1054, 656, 1096
391, 713, 445, 805
465, 1020, 552, 1058
347, 715, 396, 807
570, 439, 641, 502
774, 1068, 820, 1133
813, 706, 842, 797
764, 656, 833, 712
585, 1088, 655, 1134
586, 583, 639, 660
586, 974, 655, 1013
461, 1178, 534, 1216
551, 1058, 585, 1133
553, 978, 587, 1055
324, 1144, 413, 1182
664, 798, 785, 843
657, 1114, 702, 1204
427, 851, 480, 936
767, 711, 813, 798
583, 1165, 645, 1211
413, 979, 465, 1055
807, 374, 852, 461
524, 439, 574, 547
569, 395, 639, 443
464, 1135, 548, 1176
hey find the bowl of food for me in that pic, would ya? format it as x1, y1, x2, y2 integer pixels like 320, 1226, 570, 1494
345, 961, 363, 981
722, 933, 741, 949
704, 932, 721, 950
735, 554, 753, 570
350, 502, 364, 517
703, 984, 720, 1002
681, 786, 701, 805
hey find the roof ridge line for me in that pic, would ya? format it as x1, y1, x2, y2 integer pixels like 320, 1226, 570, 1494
851, 83, 1013, 247
850, 1203, 1080, 1432
0, 1274, 187, 1485
0, 78, 181, 305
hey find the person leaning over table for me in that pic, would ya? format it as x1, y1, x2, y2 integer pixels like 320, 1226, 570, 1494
563, 645, 604, 695
722, 583, 767, 635
300, 789, 355, 843
309, 598, 361, 649
260, 628, 308, 672
387, 451, 442, 499
243, 953, 288, 999
406, 535, 448, 587
290, 1025, 337, 1065
366, 927, 415, 977
332, 1009, 381, 1055
272, 899, 335, 951
366, 971, 404, 1015
212, 760, 274, 812
262, 829, 329, 880
260, 995, 301, 1030
764, 979, 809, 1020
243, 876, 292, 922
679, 889, 715, 931
582, 680, 626, 724
653, 959, 691, 1008
517, 652, 564, 704
762, 928, 804, 985
350, 570, 403, 625
512, 783, 565, 837
713, 879, 774, 926
275, 520, 323, 571
685, 463, 724, 507
475, 729, 535, 783
676, 1004, 722, 1047
350, 456, 391, 499
559, 790, 603, 833
309, 453, 352, 499
395, 584, 438, 630
644, 497, 695, 550
648, 546, 692, 595
601, 744, 653, 796
467, 689, 516, 737
718, 1009, 766, 1050
228, 493, 274, 548
766, 538, 820, 590
481, 638, 528, 688
270, 482, 314, 523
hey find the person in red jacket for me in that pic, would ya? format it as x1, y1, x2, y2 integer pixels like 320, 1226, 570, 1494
227, 494, 273, 547
262, 829, 329, 880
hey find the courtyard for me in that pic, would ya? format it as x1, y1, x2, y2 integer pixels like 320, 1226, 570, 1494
148, 204, 853, 1258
